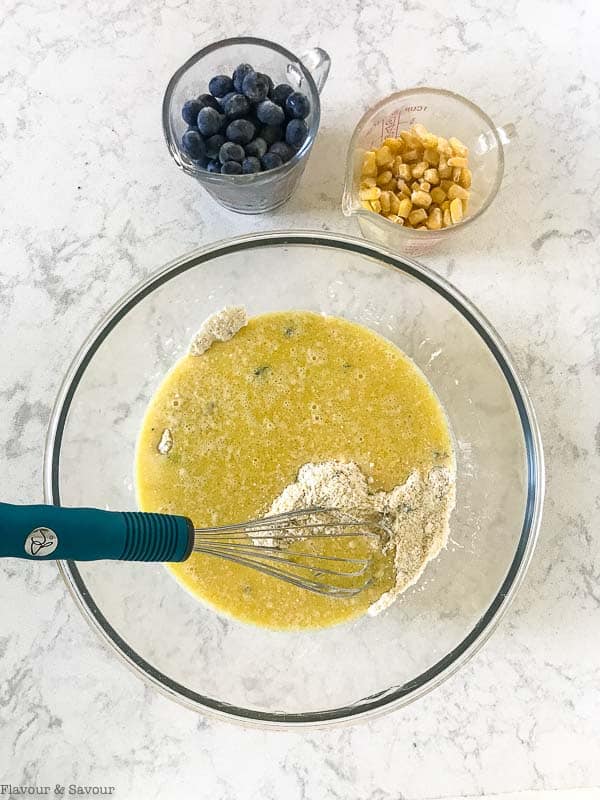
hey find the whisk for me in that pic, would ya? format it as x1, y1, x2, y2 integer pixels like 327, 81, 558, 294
0, 503, 388, 597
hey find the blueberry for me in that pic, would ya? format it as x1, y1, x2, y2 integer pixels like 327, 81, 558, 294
232, 63, 254, 93
285, 118, 308, 149
218, 91, 237, 111
226, 118, 255, 145
197, 93, 221, 112
205, 133, 226, 159
271, 83, 293, 107
242, 71, 270, 103
246, 109, 261, 129
256, 99, 285, 127
182, 99, 202, 126
221, 160, 243, 174
197, 106, 225, 136
209, 74, 234, 98
181, 129, 206, 160
260, 124, 283, 145
285, 91, 310, 119
245, 137, 267, 159
269, 141, 294, 162
261, 73, 274, 96
219, 141, 245, 164
242, 156, 262, 174
192, 155, 209, 168
206, 159, 222, 173
261, 152, 283, 171
222, 93, 250, 120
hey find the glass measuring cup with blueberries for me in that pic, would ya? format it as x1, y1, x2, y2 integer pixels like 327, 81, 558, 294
163, 37, 330, 213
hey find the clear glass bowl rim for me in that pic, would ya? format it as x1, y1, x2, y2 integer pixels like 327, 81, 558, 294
342, 86, 505, 237
43, 231, 544, 729
161, 36, 321, 184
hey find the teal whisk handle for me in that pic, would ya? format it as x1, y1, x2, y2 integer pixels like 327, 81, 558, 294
0, 503, 194, 562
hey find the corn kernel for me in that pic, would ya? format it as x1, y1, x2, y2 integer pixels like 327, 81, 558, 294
423, 168, 439, 185
423, 147, 440, 166
408, 208, 428, 225
386, 214, 404, 225
359, 186, 381, 201
426, 207, 443, 230
412, 161, 428, 179
423, 133, 438, 148
437, 136, 451, 155
441, 200, 450, 211
383, 137, 402, 154
438, 164, 452, 179
416, 224, 428, 230
396, 179, 411, 196
452, 167, 462, 182
462, 198, 469, 215
431, 187, 446, 204
411, 190, 432, 208
389, 192, 400, 215
375, 146, 394, 166
459, 167, 472, 189
448, 156, 468, 168
419, 180, 431, 193
443, 208, 452, 227
403, 149, 419, 162
397, 198, 413, 218
391, 156, 403, 177
450, 197, 463, 223
411, 181, 421, 192
447, 183, 470, 201
361, 176, 377, 188
362, 151, 377, 177
440, 179, 454, 192
380, 191, 391, 213
371, 199, 382, 213
449, 137, 468, 157
397, 163, 412, 180
361, 200, 371, 210
400, 131, 420, 148
411, 123, 429, 141
376, 170, 393, 187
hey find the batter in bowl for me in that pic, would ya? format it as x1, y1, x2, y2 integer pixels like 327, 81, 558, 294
135, 308, 455, 629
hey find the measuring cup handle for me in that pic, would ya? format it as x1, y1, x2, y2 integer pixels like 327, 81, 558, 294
477, 122, 517, 155
298, 47, 331, 93
496, 122, 517, 145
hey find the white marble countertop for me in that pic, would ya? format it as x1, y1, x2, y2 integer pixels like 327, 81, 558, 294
1, 0, 599, 797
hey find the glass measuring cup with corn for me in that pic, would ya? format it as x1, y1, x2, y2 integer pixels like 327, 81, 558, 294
342, 88, 515, 254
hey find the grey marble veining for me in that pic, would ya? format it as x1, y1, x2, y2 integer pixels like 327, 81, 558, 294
1, 0, 599, 797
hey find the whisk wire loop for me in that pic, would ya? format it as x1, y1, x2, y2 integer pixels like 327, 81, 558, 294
192, 507, 387, 598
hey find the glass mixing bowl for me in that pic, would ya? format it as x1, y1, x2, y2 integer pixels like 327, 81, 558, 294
44, 232, 543, 727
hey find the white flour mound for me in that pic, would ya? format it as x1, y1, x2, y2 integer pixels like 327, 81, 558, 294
265, 460, 456, 615
189, 305, 248, 356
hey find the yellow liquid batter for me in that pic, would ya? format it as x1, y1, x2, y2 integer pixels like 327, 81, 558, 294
135, 311, 452, 629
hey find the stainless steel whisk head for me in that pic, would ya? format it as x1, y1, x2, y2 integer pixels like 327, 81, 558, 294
192, 507, 389, 597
